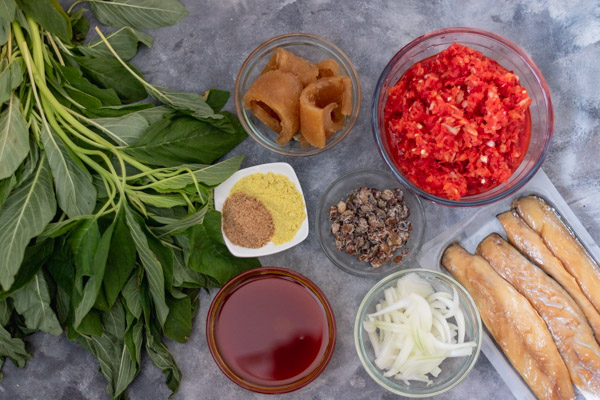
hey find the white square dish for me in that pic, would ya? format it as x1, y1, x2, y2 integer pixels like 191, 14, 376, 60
214, 162, 309, 258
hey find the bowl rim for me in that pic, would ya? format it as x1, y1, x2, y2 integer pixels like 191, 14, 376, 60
316, 168, 426, 278
206, 266, 337, 394
235, 32, 361, 157
371, 26, 554, 207
354, 267, 483, 397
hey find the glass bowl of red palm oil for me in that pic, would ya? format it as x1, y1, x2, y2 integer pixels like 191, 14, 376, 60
206, 267, 337, 393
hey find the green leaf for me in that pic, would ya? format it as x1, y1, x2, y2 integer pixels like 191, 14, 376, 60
145, 234, 173, 291
154, 205, 208, 236
70, 219, 101, 277
58, 65, 121, 107
204, 88, 230, 113
103, 208, 136, 308
121, 274, 142, 319
0, 0, 17, 21
75, 56, 147, 103
0, 17, 9, 46
77, 300, 138, 399
70, 9, 89, 42
0, 94, 29, 180
164, 294, 191, 343
46, 242, 75, 324
0, 324, 30, 368
73, 222, 114, 329
77, 310, 102, 336
92, 111, 148, 146
16, 0, 71, 41
133, 191, 188, 209
93, 286, 109, 312
88, 0, 188, 30
151, 156, 243, 192
153, 205, 207, 237
0, 300, 12, 326
188, 210, 260, 285
145, 320, 181, 397
127, 115, 247, 167
11, 270, 62, 335
0, 239, 53, 301
0, 175, 17, 209
78, 26, 153, 61
0, 155, 56, 291
172, 249, 218, 289
124, 311, 143, 366
0, 58, 24, 105
124, 205, 169, 325
85, 102, 154, 118
15, 136, 40, 186
146, 85, 216, 119
40, 215, 89, 239
41, 124, 96, 218
92, 106, 173, 146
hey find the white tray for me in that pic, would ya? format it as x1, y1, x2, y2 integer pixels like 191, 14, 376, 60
417, 169, 600, 400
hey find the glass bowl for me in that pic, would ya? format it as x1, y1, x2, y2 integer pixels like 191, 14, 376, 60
206, 267, 336, 394
235, 33, 361, 156
372, 27, 553, 207
316, 169, 425, 278
354, 268, 482, 397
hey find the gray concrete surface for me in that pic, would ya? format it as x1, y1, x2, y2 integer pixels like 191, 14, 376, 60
1, 1, 599, 399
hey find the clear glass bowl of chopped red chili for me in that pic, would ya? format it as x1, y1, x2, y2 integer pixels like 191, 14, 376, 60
372, 27, 553, 207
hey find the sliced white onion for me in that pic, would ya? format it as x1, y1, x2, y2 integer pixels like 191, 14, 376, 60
364, 273, 476, 385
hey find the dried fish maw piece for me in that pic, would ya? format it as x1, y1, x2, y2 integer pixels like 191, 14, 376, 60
298, 134, 311, 148
442, 243, 574, 400
513, 195, 600, 315
262, 48, 318, 87
317, 59, 341, 78
340, 75, 352, 115
300, 102, 339, 148
299, 76, 350, 148
243, 70, 302, 145
498, 210, 600, 344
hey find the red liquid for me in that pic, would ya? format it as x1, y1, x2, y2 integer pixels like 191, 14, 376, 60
214, 275, 329, 386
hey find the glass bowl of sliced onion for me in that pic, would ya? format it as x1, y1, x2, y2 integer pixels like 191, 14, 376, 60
354, 268, 482, 397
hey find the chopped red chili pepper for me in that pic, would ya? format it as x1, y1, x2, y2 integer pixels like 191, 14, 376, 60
384, 43, 531, 200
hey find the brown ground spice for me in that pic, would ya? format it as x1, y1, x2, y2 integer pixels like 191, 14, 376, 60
222, 192, 275, 248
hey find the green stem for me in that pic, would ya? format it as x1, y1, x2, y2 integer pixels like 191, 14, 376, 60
7, 23, 12, 61
45, 32, 65, 66
62, 107, 128, 146
67, 0, 85, 14
26, 17, 45, 85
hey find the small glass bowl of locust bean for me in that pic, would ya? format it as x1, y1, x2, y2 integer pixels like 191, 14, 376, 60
316, 169, 425, 278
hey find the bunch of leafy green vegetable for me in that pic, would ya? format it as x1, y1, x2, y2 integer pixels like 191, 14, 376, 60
0, 0, 260, 397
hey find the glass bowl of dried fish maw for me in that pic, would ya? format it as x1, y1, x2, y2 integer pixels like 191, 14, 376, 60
354, 268, 482, 397
235, 33, 361, 156
316, 169, 425, 278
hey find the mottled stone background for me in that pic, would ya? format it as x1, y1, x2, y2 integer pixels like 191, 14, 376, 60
2, 1, 599, 399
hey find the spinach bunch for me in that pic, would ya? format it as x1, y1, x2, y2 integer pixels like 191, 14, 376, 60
0, 0, 260, 398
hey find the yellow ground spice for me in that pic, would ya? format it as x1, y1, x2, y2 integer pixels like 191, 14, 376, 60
230, 172, 306, 245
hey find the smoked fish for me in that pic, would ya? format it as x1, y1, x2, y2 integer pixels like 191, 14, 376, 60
498, 210, 600, 344
514, 195, 600, 315
442, 243, 574, 400
478, 234, 600, 395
